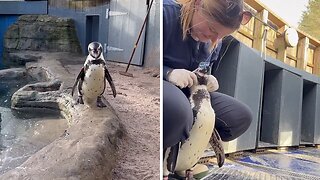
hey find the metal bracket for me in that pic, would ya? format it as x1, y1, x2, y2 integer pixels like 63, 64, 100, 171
106, 8, 128, 19
106, 45, 124, 52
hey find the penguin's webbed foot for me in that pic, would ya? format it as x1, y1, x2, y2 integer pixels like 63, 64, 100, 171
185, 169, 195, 180
97, 96, 107, 108
169, 170, 195, 180
77, 96, 84, 104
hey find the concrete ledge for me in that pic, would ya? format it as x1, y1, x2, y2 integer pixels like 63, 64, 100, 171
0, 1, 47, 15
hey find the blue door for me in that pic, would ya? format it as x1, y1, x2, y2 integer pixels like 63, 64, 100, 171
0, 15, 18, 69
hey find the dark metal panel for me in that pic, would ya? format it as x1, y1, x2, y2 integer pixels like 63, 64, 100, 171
260, 69, 283, 145
301, 81, 317, 144
278, 70, 303, 146
214, 37, 318, 151
315, 85, 320, 144
284, 67, 320, 145
0, 1, 48, 15
214, 40, 238, 97
300, 71, 320, 145
260, 66, 303, 147
232, 44, 264, 152
215, 39, 264, 153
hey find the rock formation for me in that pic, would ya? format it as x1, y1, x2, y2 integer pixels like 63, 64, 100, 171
3, 15, 82, 67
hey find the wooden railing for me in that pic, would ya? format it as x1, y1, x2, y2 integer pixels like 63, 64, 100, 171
233, 0, 320, 76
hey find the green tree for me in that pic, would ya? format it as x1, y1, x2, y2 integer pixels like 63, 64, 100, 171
299, 0, 320, 40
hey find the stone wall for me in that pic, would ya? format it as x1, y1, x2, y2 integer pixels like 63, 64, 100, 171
3, 15, 82, 67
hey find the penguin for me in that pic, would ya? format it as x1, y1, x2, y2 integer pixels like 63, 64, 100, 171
163, 65, 225, 179
71, 42, 116, 107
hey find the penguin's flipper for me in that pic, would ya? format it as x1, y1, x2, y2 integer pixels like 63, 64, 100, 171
166, 143, 180, 173
209, 128, 225, 167
71, 67, 85, 96
104, 67, 117, 97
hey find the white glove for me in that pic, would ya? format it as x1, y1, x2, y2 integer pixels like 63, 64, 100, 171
205, 75, 219, 92
167, 69, 197, 89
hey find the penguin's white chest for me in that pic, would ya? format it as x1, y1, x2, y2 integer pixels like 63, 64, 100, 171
82, 65, 105, 99
175, 99, 215, 172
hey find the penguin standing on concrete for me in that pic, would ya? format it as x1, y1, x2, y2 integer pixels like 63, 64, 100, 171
72, 42, 116, 107
163, 65, 225, 179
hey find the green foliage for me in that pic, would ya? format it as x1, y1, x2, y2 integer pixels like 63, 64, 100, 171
299, 0, 320, 40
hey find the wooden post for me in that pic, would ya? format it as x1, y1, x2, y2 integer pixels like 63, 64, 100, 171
314, 47, 320, 76
297, 37, 309, 71
253, 9, 268, 54
275, 25, 288, 62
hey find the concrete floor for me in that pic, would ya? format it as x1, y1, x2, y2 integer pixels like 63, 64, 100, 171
203, 147, 320, 180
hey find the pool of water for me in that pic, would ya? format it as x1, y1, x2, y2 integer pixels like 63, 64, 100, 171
0, 107, 67, 174
0, 79, 29, 108
0, 76, 67, 174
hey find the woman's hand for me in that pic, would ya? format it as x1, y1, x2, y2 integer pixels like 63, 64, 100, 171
167, 69, 197, 89
205, 75, 219, 92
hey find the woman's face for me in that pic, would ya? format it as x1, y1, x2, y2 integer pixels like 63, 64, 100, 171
190, 7, 237, 43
